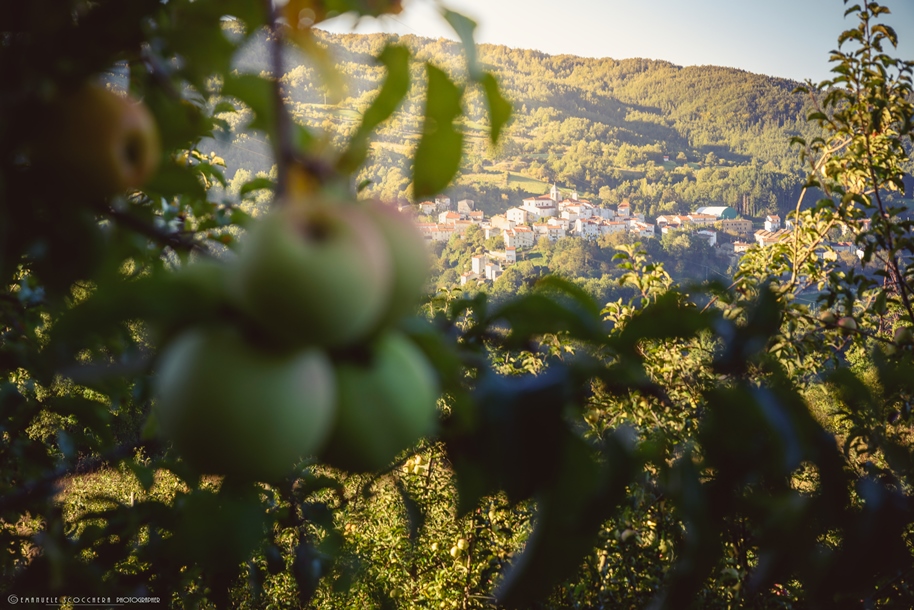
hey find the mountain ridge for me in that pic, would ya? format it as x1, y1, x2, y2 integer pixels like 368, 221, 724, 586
216, 28, 827, 219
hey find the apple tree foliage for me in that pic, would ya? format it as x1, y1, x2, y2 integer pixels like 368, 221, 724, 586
2, 0, 914, 608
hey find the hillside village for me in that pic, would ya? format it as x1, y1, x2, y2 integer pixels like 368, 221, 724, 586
399, 184, 862, 286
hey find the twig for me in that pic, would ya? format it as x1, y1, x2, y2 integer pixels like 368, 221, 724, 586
96, 204, 211, 255
261, 0, 295, 200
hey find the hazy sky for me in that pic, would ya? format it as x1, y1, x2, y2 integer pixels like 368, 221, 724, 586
318, 0, 914, 83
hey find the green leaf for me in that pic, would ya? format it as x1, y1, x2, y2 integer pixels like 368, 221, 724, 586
534, 275, 601, 320
489, 292, 606, 346
496, 431, 634, 608
448, 369, 573, 511
613, 292, 714, 356
443, 9, 482, 80
441, 10, 511, 145
239, 176, 276, 198
337, 44, 411, 174
213, 101, 237, 114
222, 73, 276, 135
127, 462, 156, 491
143, 162, 207, 201
168, 1, 237, 86
412, 64, 464, 199
480, 72, 512, 144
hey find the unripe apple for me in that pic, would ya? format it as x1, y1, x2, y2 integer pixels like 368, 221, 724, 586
894, 326, 914, 345
321, 332, 439, 473
151, 261, 233, 342
154, 327, 336, 481
362, 201, 430, 327
456, 538, 467, 550
837, 316, 858, 334
39, 84, 160, 197
234, 204, 393, 349
818, 311, 837, 327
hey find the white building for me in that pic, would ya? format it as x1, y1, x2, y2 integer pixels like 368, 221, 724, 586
593, 206, 614, 220
754, 228, 790, 247
575, 218, 601, 240
484, 261, 502, 281
686, 213, 718, 227
696, 229, 718, 246
629, 221, 656, 239
506, 207, 528, 226
532, 222, 566, 242
764, 215, 781, 232
513, 226, 535, 248
438, 211, 462, 224
430, 224, 456, 242
504, 227, 535, 249
600, 221, 628, 235
457, 199, 475, 214
521, 193, 558, 221
471, 254, 487, 275
489, 214, 516, 231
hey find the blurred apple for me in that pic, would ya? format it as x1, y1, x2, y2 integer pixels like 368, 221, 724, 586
149, 260, 234, 343
894, 326, 914, 345
154, 327, 336, 481
39, 84, 160, 197
363, 201, 430, 328
321, 332, 439, 473
837, 317, 858, 334
234, 204, 393, 349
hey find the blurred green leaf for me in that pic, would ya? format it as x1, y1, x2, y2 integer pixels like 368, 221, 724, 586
338, 44, 411, 174
412, 64, 464, 200
489, 292, 606, 347
222, 73, 276, 135
496, 430, 634, 608
480, 72, 512, 144
239, 176, 276, 198
443, 9, 481, 80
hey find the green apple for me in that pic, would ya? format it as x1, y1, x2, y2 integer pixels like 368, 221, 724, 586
818, 311, 837, 327
234, 204, 393, 348
321, 332, 439, 473
894, 326, 914, 345
154, 327, 336, 481
363, 201, 430, 328
150, 260, 235, 343
39, 85, 160, 197
837, 317, 858, 334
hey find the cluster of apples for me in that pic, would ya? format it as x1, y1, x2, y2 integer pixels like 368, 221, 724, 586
154, 197, 439, 480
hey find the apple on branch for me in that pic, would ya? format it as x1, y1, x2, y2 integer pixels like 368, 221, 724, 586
153, 327, 336, 481
233, 203, 393, 349
321, 331, 439, 473
38, 84, 161, 197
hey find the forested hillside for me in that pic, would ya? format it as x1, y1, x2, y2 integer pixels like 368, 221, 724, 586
215, 28, 825, 219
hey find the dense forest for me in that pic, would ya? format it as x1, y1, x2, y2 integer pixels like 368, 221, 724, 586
212, 27, 834, 220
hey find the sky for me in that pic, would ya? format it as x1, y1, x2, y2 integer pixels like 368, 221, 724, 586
318, 0, 914, 83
